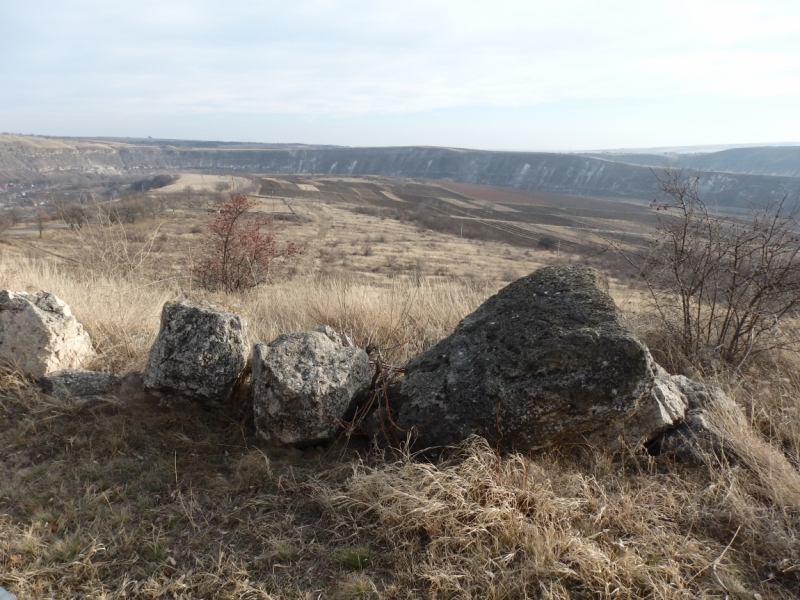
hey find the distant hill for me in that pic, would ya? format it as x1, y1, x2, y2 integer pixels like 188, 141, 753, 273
1, 135, 798, 208
676, 147, 800, 177
585, 146, 800, 178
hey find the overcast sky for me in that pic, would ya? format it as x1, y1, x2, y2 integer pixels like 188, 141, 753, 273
1, 0, 799, 150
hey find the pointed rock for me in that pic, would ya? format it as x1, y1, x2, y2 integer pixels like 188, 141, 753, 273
382, 266, 691, 452
0, 290, 94, 376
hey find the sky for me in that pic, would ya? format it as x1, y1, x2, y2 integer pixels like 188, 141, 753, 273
1, 0, 799, 150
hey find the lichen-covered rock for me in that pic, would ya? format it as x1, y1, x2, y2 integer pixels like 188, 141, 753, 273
252, 326, 371, 446
39, 369, 118, 400
383, 265, 691, 452
647, 375, 741, 463
0, 290, 94, 376
143, 301, 247, 401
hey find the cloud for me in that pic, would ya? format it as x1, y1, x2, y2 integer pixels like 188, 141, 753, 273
1, 0, 799, 146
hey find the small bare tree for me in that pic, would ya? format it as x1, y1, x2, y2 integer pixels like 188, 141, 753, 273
52, 200, 88, 230
0, 213, 11, 236
183, 185, 201, 209
35, 209, 47, 238
9, 206, 22, 225
640, 170, 800, 372
194, 193, 300, 293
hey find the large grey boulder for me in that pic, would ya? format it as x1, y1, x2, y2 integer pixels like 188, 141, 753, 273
252, 326, 371, 446
39, 369, 118, 400
380, 265, 693, 452
143, 301, 248, 402
0, 290, 94, 376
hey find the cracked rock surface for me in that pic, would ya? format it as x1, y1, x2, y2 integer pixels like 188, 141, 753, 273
252, 326, 371, 446
39, 369, 118, 400
0, 290, 94, 376
143, 301, 247, 402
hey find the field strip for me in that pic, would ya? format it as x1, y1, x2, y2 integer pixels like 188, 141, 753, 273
380, 190, 405, 202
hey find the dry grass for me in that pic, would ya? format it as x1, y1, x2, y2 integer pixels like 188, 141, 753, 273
3, 376, 799, 598
2, 204, 800, 598
153, 173, 252, 195
0, 251, 492, 372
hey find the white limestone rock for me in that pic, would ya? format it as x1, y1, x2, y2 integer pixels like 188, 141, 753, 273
252, 326, 371, 446
0, 290, 94, 376
143, 301, 248, 402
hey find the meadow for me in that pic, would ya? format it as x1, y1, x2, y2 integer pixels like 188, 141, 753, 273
1, 175, 800, 599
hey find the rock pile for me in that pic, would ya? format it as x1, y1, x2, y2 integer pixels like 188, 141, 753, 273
0, 290, 94, 376
647, 374, 738, 462
5, 269, 739, 461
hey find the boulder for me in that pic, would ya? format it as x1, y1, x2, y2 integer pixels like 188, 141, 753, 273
0, 290, 94, 376
39, 369, 118, 400
252, 326, 371, 446
143, 301, 247, 402
380, 265, 694, 452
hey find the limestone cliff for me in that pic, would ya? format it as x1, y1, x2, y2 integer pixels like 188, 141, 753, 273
2, 135, 798, 207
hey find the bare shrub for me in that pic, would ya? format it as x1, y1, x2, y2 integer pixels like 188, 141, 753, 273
538, 234, 556, 250
635, 171, 800, 373
61, 207, 167, 281
51, 201, 88, 230
194, 193, 300, 293
501, 268, 520, 282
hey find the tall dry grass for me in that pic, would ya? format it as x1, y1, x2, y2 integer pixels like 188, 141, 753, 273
2, 249, 800, 598
0, 252, 492, 371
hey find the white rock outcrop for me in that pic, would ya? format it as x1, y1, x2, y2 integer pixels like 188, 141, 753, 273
143, 301, 248, 401
252, 326, 371, 446
647, 374, 742, 462
0, 290, 94, 376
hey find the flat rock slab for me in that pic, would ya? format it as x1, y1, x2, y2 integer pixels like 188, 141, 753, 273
384, 265, 687, 452
0, 290, 94, 376
39, 369, 118, 400
143, 301, 247, 402
252, 326, 371, 446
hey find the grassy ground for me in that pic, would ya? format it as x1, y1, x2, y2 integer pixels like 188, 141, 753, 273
2, 204, 800, 598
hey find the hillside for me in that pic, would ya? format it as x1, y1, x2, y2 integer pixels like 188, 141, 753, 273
587, 146, 800, 178
2, 135, 799, 208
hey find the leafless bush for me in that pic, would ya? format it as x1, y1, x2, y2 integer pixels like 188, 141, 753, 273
501, 268, 520, 282
194, 193, 301, 293
0, 212, 12, 235
637, 170, 800, 372
65, 207, 167, 280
